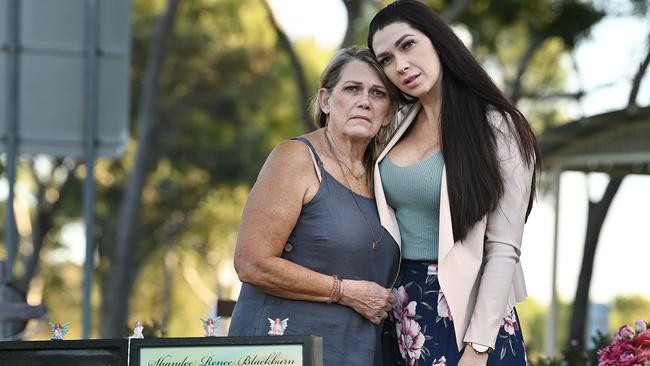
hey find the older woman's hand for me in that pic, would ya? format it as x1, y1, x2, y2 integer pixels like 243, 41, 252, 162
338, 279, 396, 325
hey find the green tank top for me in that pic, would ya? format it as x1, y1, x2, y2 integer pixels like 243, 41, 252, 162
379, 150, 444, 261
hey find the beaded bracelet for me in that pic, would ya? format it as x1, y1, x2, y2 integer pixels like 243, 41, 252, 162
335, 278, 344, 303
326, 275, 340, 304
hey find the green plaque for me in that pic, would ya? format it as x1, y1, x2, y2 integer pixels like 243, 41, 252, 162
140, 344, 302, 366
131, 337, 322, 366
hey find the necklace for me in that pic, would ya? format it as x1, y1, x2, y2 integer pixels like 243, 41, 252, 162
341, 161, 366, 180
325, 128, 384, 251
325, 132, 367, 180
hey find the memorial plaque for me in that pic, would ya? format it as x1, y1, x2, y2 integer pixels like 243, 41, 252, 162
130, 336, 323, 366
0, 336, 322, 366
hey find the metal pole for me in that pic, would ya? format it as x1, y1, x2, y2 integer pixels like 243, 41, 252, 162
545, 168, 561, 356
2, 0, 20, 340
0, 260, 6, 338
82, 0, 99, 339
4, 0, 20, 282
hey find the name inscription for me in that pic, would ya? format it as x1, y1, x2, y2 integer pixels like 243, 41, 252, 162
146, 352, 298, 366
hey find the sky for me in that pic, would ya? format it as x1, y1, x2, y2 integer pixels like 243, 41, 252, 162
267, 0, 650, 305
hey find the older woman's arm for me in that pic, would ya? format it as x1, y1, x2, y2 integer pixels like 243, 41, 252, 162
234, 140, 394, 324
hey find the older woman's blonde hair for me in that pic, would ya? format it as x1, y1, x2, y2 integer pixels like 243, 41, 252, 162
311, 46, 400, 190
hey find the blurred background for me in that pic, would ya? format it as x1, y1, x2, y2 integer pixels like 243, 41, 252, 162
0, 0, 649, 363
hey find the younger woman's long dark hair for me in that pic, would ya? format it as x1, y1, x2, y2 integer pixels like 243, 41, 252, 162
368, 0, 541, 242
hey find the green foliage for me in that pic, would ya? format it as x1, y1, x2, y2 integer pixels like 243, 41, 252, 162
516, 297, 547, 357
609, 295, 650, 331
517, 297, 574, 360
630, 0, 650, 15
123, 319, 167, 338
19, 0, 322, 338
34, 263, 85, 339
542, 1, 604, 47
528, 331, 611, 366
458, 0, 603, 49
152, 0, 303, 183
423, 0, 600, 132
562, 331, 610, 366
524, 295, 650, 365
98, 0, 314, 335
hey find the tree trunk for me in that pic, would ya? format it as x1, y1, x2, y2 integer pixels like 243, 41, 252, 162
161, 249, 174, 334
441, 0, 473, 23
262, 0, 366, 132
7, 160, 74, 338
568, 175, 624, 350
339, 0, 362, 50
19, 160, 75, 294
567, 27, 646, 351
261, 0, 312, 131
627, 33, 650, 114
101, 0, 182, 338
510, 35, 544, 104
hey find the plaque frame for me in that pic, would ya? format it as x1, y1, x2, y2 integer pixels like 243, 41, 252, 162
129, 336, 323, 366
0, 338, 127, 366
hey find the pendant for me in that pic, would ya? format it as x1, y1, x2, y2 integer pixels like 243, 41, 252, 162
372, 240, 380, 251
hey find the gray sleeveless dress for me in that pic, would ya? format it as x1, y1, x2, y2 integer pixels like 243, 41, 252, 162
229, 137, 400, 366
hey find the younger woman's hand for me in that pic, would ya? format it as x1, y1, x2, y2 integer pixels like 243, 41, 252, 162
458, 344, 489, 366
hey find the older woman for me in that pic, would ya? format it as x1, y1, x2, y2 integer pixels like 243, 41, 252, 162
228, 47, 401, 365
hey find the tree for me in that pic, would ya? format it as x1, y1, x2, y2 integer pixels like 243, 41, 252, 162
261, 0, 381, 133
567, 177, 624, 349
97, 0, 308, 337
101, 0, 182, 338
567, 13, 650, 350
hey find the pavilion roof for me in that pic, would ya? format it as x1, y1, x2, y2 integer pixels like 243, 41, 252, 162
538, 105, 650, 176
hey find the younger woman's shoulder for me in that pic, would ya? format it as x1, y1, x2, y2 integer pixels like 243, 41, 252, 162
485, 105, 513, 131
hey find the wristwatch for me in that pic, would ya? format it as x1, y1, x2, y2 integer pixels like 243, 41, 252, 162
466, 342, 491, 354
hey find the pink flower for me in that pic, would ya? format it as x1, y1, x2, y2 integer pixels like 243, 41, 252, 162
393, 286, 417, 321
598, 339, 647, 366
637, 330, 650, 349
615, 325, 637, 341
635, 320, 648, 334
502, 309, 519, 335
431, 355, 447, 366
636, 347, 650, 363
397, 318, 426, 366
437, 292, 453, 320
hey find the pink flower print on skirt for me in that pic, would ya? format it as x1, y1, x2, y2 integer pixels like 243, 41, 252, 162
382, 260, 528, 366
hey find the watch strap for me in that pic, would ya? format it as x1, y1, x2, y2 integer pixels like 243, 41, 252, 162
466, 342, 492, 354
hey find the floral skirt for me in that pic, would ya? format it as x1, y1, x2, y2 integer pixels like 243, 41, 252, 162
381, 260, 528, 366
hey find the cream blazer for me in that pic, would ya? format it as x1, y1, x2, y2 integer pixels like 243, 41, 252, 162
374, 102, 533, 351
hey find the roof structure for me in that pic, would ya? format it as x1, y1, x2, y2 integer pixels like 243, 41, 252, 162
539, 105, 650, 176
538, 105, 650, 356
